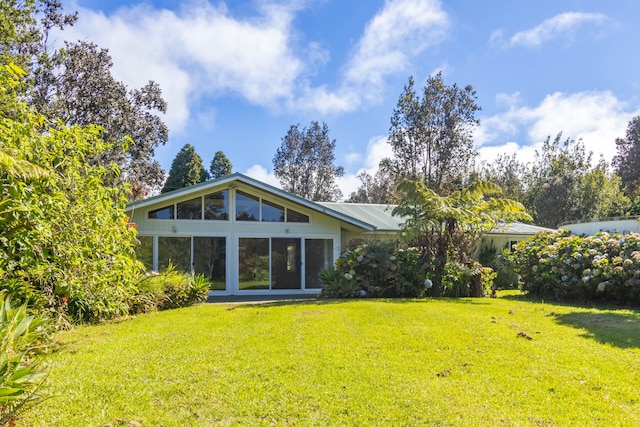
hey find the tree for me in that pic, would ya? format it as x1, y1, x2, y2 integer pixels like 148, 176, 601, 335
613, 116, 640, 197
523, 134, 628, 228
1, 1, 168, 193
478, 153, 527, 202
209, 150, 233, 179
393, 179, 530, 297
381, 73, 480, 195
161, 144, 209, 193
346, 169, 399, 204
273, 121, 344, 201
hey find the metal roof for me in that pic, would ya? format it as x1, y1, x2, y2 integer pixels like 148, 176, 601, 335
318, 203, 403, 231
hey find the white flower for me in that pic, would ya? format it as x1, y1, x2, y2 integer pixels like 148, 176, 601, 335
389, 256, 396, 261
359, 289, 367, 297
357, 255, 364, 262
424, 279, 433, 289
597, 282, 607, 292
344, 273, 353, 280
349, 269, 356, 275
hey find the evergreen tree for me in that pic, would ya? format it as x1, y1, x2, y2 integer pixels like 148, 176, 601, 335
381, 73, 480, 195
613, 116, 640, 197
161, 144, 209, 193
209, 150, 233, 179
273, 121, 344, 201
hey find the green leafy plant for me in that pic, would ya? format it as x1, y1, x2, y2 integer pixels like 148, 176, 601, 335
132, 265, 209, 313
511, 230, 640, 304
0, 293, 51, 425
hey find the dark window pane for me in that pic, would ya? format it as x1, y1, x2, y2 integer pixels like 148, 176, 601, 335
236, 191, 260, 221
262, 199, 284, 222
287, 209, 309, 223
193, 237, 226, 291
177, 197, 202, 220
136, 236, 154, 271
272, 238, 300, 289
148, 205, 174, 219
239, 238, 269, 289
204, 190, 229, 220
158, 237, 191, 272
305, 239, 333, 289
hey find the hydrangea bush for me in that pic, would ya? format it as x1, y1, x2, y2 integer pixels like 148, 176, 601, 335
319, 241, 427, 298
511, 230, 640, 304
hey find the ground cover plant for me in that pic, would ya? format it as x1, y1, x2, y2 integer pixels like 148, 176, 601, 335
17, 295, 640, 426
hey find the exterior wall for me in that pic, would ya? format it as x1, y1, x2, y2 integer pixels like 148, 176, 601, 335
129, 182, 343, 295
561, 218, 640, 236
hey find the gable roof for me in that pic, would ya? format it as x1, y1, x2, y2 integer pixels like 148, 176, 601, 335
125, 173, 376, 231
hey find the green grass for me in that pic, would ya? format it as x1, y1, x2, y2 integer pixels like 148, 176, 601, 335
20, 293, 640, 426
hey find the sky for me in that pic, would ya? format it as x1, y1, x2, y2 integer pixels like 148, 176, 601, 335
57, 0, 640, 198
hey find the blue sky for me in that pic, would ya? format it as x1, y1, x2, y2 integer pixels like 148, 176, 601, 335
59, 0, 640, 197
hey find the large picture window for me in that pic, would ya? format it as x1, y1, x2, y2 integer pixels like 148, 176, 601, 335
305, 239, 333, 288
236, 191, 260, 221
204, 190, 228, 220
238, 238, 269, 289
157, 237, 191, 272
193, 237, 226, 290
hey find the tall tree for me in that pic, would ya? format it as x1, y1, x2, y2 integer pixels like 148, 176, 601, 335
523, 134, 628, 227
1, 1, 168, 193
161, 144, 209, 193
273, 121, 344, 201
381, 73, 480, 195
209, 150, 233, 179
612, 116, 640, 197
478, 153, 527, 202
346, 169, 399, 204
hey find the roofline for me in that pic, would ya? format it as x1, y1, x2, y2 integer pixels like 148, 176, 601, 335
126, 173, 376, 231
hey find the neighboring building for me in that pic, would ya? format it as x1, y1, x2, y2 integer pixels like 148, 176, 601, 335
560, 217, 640, 236
126, 173, 552, 296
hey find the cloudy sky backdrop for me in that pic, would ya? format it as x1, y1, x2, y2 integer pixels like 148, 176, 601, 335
59, 0, 640, 196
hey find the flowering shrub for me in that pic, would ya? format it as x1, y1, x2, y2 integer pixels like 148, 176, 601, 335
511, 230, 640, 304
441, 261, 496, 297
319, 241, 426, 298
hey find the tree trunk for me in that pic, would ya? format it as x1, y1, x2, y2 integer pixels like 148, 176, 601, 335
470, 272, 483, 298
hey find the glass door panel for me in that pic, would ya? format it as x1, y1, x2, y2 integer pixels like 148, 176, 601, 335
239, 238, 269, 290
193, 237, 226, 291
157, 236, 191, 272
305, 239, 333, 289
272, 238, 301, 289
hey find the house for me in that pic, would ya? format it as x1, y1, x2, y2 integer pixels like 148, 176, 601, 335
126, 173, 551, 296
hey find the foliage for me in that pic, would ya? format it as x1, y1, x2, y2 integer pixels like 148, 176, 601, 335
161, 144, 209, 193
0, 63, 144, 324
346, 169, 399, 204
273, 121, 344, 202
511, 230, 640, 304
381, 73, 480, 195
523, 134, 628, 227
613, 116, 640, 197
477, 153, 527, 202
0, 294, 51, 425
131, 265, 209, 313
19, 299, 640, 426
1, 1, 168, 193
393, 179, 530, 296
319, 241, 426, 298
209, 150, 232, 179
478, 241, 519, 289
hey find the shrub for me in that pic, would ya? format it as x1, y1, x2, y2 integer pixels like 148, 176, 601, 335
478, 242, 519, 289
511, 230, 640, 305
320, 241, 426, 298
440, 262, 495, 298
131, 265, 209, 313
0, 293, 51, 425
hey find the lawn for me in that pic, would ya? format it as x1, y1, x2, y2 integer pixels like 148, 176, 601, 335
20, 293, 640, 426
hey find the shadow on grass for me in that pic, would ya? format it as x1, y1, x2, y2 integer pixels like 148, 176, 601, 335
551, 310, 640, 349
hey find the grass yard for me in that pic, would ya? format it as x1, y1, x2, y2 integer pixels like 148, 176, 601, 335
20, 293, 640, 426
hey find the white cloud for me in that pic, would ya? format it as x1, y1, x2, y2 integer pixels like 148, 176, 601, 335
477, 90, 640, 165
244, 164, 281, 188
58, 2, 303, 132
509, 12, 610, 48
292, 0, 450, 114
